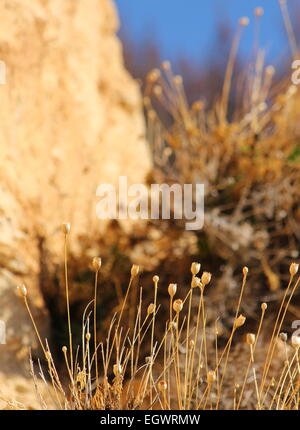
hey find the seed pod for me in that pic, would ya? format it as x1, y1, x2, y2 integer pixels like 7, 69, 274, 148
113, 363, 122, 376
161, 61, 171, 71
201, 272, 211, 286
173, 299, 183, 313
147, 303, 156, 315
191, 277, 201, 289
17, 284, 27, 298
147, 109, 156, 120
261, 302, 268, 311
62, 346, 67, 353
246, 333, 256, 345
290, 263, 299, 276
254, 7, 264, 17
234, 314, 246, 329
189, 340, 195, 348
192, 101, 204, 112
239, 17, 249, 27
86, 333, 91, 341
157, 380, 167, 392
153, 85, 162, 96
173, 75, 183, 86
292, 336, 300, 349
191, 262, 201, 275
168, 283, 177, 297
92, 257, 102, 272
266, 65, 275, 77
207, 370, 216, 384
280, 332, 287, 342
243, 266, 249, 276
153, 275, 159, 284
61, 223, 71, 235
131, 264, 139, 278
146, 69, 160, 83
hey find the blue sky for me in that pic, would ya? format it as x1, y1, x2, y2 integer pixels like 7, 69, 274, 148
115, 0, 298, 64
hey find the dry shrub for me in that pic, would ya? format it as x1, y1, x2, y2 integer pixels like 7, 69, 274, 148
144, 5, 300, 310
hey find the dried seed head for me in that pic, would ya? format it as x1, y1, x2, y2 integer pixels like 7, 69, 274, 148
192, 100, 204, 111
148, 109, 156, 120
168, 283, 177, 297
61, 222, 71, 235
86, 333, 91, 341
153, 275, 159, 284
62, 346, 67, 354
266, 65, 275, 76
201, 272, 211, 286
157, 380, 168, 392
92, 257, 102, 272
147, 303, 156, 315
189, 339, 195, 348
153, 85, 162, 96
161, 61, 171, 71
191, 262, 201, 275
261, 302, 268, 311
145, 356, 153, 364
131, 264, 139, 278
290, 262, 299, 276
17, 284, 27, 298
243, 266, 249, 276
146, 69, 161, 83
280, 332, 288, 342
239, 17, 249, 27
191, 277, 201, 288
292, 336, 300, 349
173, 75, 183, 86
113, 363, 122, 376
246, 333, 256, 345
234, 314, 246, 329
173, 299, 183, 313
254, 7, 264, 17
207, 370, 216, 384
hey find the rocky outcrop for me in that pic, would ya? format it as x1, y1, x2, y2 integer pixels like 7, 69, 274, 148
0, 0, 151, 408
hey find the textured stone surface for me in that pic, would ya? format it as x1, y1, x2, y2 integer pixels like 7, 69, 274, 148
0, 0, 150, 407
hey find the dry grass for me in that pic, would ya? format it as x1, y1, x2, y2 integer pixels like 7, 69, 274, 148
16, 225, 300, 410
144, 3, 300, 302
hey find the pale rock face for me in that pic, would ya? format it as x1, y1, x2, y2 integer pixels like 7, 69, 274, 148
0, 0, 151, 407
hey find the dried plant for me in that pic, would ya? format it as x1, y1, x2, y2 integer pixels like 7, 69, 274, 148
16, 225, 300, 410
144, 4, 300, 304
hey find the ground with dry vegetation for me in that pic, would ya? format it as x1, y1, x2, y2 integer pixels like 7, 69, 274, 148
2, 1, 300, 410
15, 231, 300, 410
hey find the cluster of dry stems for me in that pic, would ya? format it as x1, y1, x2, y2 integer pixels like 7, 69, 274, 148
16, 224, 300, 410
